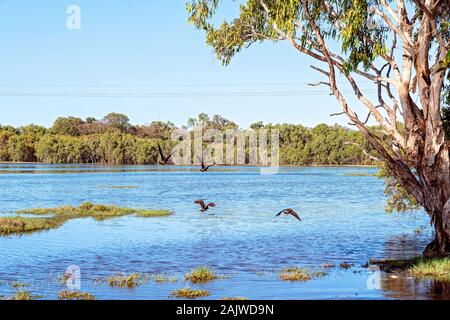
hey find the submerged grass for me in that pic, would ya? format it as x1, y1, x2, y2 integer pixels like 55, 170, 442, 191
108, 273, 142, 288
14, 291, 32, 300
1, 202, 173, 236
279, 267, 328, 282
279, 267, 311, 282
170, 287, 211, 299
184, 267, 220, 284
58, 290, 96, 300
153, 274, 178, 283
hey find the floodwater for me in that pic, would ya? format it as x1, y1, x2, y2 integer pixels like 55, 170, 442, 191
0, 164, 444, 300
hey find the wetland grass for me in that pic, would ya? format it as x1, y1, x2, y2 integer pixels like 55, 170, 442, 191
1, 202, 173, 236
153, 274, 178, 283
0, 217, 65, 236
184, 267, 221, 284
366, 257, 450, 281
17, 202, 172, 220
108, 273, 142, 288
170, 287, 211, 299
279, 267, 328, 282
58, 290, 96, 300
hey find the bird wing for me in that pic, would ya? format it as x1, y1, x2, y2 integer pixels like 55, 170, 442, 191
288, 210, 302, 221
207, 203, 216, 208
275, 210, 285, 217
194, 200, 206, 210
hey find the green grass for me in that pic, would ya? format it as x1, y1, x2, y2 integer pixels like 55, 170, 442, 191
407, 258, 450, 281
58, 290, 96, 300
279, 267, 328, 282
0, 217, 65, 236
108, 273, 142, 288
17, 202, 172, 221
184, 267, 220, 284
279, 267, 311, 281
14, 291, 32, 300
153, 274, 178, 283
1, 202, 173, 236
170, 287, 211, 299
135, 210, 173, 218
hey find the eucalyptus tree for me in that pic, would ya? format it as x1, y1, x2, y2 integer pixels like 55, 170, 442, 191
187, 0, 450, 255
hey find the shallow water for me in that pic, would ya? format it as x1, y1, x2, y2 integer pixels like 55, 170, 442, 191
0, 164, 441, 300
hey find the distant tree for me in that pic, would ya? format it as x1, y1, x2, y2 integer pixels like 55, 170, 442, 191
85, 117, 97, 124
52, 117, 84, 136
102, 113, 131, 132
250, 121, 265, 130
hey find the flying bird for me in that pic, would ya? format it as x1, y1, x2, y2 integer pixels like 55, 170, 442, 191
275, 208, 302, 222
197, 156, 215, 172
194, 200, 216, 212
200, 160, 215, 172
157, 143, 172, 165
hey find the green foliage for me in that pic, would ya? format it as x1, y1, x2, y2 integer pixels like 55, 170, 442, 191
377, 162, 420, 213
102, 112, 131, 132
52, 116, 84, 136
187, 0, 391, 70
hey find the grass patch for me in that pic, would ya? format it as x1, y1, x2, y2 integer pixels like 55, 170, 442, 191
135, 210, 173, 218
14, 291, 32, 300
0, 217, 65, 236
279, 267, 311, 282
2, 202, 173, 236
170, 287, 211, 299
407, 258, 450, 281
58, 290, 96, 300
108, 273, 142, 288
184, 267, 220, 284
153, 274, 178, 283
279, 267, 327, 282
17, 202, 172, 221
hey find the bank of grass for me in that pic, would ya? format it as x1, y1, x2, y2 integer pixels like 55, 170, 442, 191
367, 257, 450, 281
0, 217, 65, 236
279, 267, 328, 282
17, 202, 173, 220
1, 202, 173, 236
170, 287, 211, 299
184, 267, 221, 284
108, 273, 142, 288
58, 290, 96, 300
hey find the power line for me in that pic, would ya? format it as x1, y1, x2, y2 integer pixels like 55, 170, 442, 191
0, 90, 377, 98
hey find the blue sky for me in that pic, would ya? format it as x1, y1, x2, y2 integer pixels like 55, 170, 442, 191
0, 0, 374, 128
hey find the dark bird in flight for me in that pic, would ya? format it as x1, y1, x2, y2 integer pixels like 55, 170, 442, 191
157, 143, 172, 165
200, 160, 215, 172
197, 156, 215, 172
194, 200, 216, 212
275, 208, 302, 222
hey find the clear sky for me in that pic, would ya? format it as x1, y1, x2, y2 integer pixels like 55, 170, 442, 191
0, 0, 375, 128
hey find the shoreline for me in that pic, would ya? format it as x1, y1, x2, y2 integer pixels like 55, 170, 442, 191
0, 161, 376, 168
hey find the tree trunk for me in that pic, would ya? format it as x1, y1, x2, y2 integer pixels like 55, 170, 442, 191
422, 179, 450, 257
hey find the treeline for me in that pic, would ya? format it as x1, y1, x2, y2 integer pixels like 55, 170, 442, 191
0, 112, 374, 165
